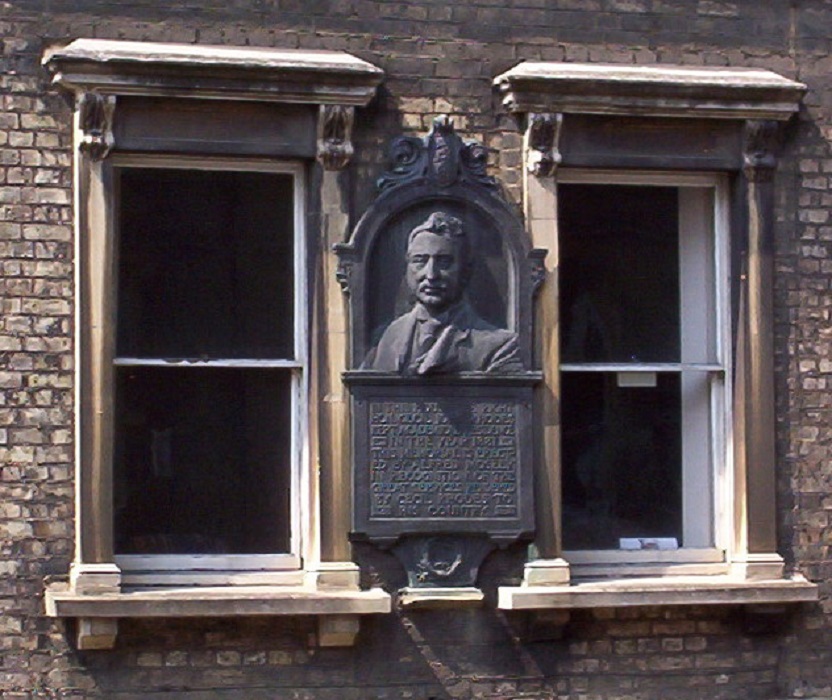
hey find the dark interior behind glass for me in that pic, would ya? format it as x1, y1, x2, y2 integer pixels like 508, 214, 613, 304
561, 372, 682, 550
114, 367, 292, 554
117, 169, 295, 360
559, 184, 683, 550
114, 168, 295, 556
559, 184, 679, 364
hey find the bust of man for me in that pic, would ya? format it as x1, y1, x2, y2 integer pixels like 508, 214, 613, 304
362, 211, 521, 374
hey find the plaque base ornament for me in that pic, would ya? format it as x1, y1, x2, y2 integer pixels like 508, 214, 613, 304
394, 534, 493, 588
338, 117, 545, 596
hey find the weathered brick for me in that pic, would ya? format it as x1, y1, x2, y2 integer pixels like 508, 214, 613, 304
0, 3, 828, 700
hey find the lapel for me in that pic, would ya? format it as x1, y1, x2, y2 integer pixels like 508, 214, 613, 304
415, 307, 473, 374
375, 311, 419, 372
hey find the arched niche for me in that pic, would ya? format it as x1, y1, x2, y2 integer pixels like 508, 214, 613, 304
336, 117, 545, 374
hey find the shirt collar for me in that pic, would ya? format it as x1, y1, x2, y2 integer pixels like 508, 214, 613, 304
414, 300, 465, 325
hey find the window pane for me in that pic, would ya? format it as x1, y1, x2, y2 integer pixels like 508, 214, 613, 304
560, 185, 680, 363
114, 366, 292, 555
117, 169, 295, 359
561, 372, 682, 550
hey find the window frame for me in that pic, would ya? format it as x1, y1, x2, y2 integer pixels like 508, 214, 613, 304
41, 38, 391, 650
495, 60, 818, 610
556, 169, 732, 574
106, 155, 308, 579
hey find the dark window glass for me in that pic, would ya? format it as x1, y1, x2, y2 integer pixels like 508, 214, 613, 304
559, 185, 679, 363
561, 372, 682, 550
114, 366, 292, 555
116, 169, 295, 359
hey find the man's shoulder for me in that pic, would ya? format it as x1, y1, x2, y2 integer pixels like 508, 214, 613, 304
370, 308, 418, 355
378, 308, 418, 338
362, 309, 418, 371
455, 302, 501, 331
457, 304, 515, 341
469, 325, 517, 349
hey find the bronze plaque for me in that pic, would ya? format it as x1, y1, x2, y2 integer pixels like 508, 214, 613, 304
350, 380, 535, 545
339, 118, 543, 584
368, 397, 519, 520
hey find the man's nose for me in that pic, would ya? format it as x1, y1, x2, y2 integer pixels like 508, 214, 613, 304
424, 257, 440, 279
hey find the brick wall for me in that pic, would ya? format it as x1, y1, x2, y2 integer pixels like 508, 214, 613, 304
2, 1, 832, 698
776, 4, 832, 696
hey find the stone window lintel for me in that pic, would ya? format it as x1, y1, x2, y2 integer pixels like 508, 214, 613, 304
43, 38, 384, 106
495, 61, 806, 121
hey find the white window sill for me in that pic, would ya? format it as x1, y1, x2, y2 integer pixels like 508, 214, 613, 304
44, 582, 391, 619
564, 548, 728, 579
45, 562, 391, 649
498, 574, 818, 610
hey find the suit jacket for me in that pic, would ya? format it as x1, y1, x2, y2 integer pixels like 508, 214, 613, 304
362, 301, 521, 374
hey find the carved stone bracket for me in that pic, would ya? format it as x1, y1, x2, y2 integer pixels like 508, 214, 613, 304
333, 245, 357, 295
743, 120, 780, 183
378, 115, 496, 191
78, 92, 116, 160
524, 112, 563, 178
528, 248, 548, 294
317, 105, 355, 171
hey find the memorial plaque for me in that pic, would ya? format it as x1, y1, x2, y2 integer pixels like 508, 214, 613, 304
350, 381, 535, 545
338, 117, 545, 588
368, 399, 519, 520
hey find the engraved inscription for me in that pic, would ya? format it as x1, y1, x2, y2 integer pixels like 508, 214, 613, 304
368, 399, 519, 520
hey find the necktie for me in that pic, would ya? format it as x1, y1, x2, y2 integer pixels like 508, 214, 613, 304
418, 317, 443, 354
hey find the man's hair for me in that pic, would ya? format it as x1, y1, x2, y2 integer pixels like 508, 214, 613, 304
406, 211, 470, 267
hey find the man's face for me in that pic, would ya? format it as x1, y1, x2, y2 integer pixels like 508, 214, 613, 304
406, 231, 465, 312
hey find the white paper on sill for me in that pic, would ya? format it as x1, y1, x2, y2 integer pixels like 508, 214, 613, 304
617, 372, 658, 388
619, 537, 679, 551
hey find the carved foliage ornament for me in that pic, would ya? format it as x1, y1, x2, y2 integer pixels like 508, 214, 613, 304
317, 104, 355, 171
78, 92, 116, 161
394, 535, 495, 588
377, 115, 495, 191
525, 112, 563, 178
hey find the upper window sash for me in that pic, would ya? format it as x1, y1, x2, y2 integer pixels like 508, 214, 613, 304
110, 154, 308, 368
557, 168, 730, 372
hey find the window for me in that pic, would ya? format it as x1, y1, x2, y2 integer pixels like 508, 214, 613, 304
111, 157, 305, 579
558, 171, 729, 569
495, 60, 817, 609
42, 39, 390, 649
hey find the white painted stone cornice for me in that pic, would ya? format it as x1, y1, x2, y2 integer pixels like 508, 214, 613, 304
43, 38, 383, 106
495, 61, 806, 121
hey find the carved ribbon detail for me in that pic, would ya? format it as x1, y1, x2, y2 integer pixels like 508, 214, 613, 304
743, 120, 780, 183
78, 92, 116, 160
378, 115, 495, 191
317, 105, 355, 171
525, 112, 562, 178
